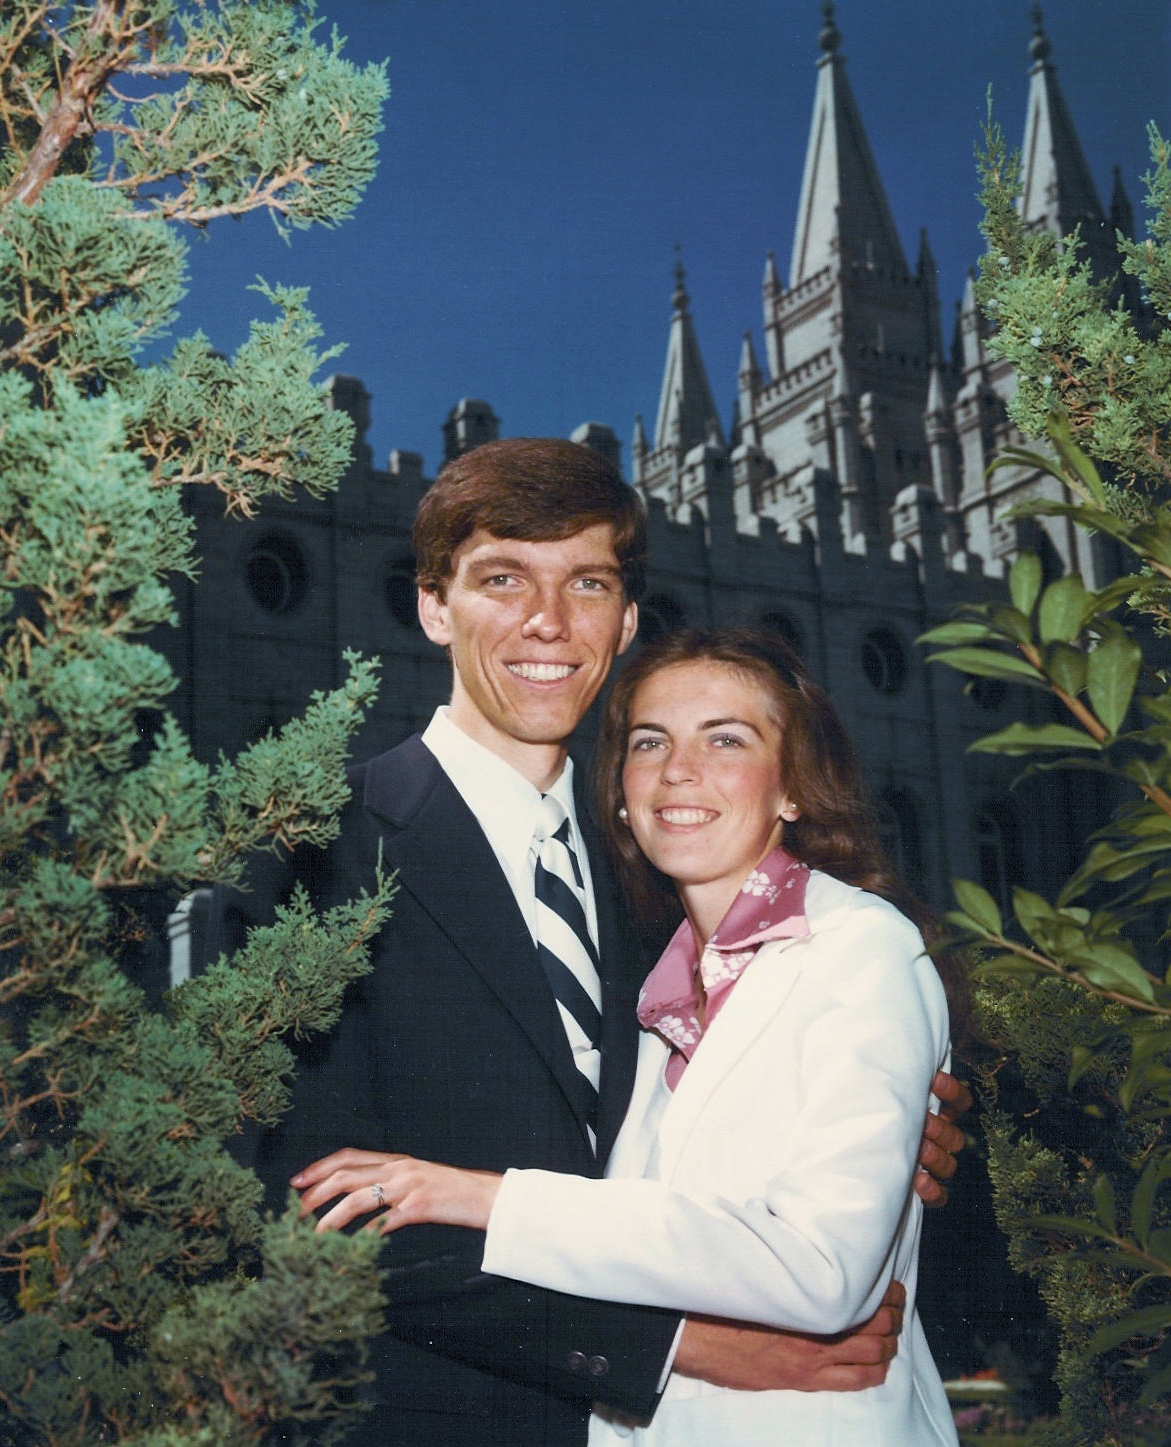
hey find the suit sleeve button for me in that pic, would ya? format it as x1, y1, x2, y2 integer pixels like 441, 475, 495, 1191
567, 1351, 587, 1374
588, 1355, 610, 1377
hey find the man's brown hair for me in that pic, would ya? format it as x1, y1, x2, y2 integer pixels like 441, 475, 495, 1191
413, 438, 647, 600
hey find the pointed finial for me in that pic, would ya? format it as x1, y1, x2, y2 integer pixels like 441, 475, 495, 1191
739, 330, 759, 379
819, 1, 841, 54
672, 244, 689, 314
1029, 4, 1050, 63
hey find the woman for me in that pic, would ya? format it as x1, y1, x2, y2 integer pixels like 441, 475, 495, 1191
297, 628, 962, 1445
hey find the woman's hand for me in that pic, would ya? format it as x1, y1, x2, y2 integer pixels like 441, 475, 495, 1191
291, 1148, 503, 1234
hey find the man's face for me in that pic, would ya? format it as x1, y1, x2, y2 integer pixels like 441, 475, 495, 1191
418, 525, 638, 771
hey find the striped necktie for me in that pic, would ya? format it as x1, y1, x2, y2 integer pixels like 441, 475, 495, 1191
532, 793, 602, 1150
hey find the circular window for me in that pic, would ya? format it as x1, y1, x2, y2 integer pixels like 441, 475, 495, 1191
246, 535, 308, 613
861, 628, 907, 694
386, 557, 419, 630
760, 610, 804, 659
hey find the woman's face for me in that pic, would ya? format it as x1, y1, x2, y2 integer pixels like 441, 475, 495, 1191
621, 660, 789, 931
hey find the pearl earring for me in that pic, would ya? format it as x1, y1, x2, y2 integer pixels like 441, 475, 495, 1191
618, 806, 628, 821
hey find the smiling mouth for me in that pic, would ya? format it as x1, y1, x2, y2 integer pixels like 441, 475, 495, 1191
656, 807, 718, 826
507, 662, 578, 682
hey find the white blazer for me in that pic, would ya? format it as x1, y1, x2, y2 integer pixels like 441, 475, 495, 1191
482, 871, 959, 1446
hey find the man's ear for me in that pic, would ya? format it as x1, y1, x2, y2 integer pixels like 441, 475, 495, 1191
617, 601, 638, 657
417, 586, 451, 646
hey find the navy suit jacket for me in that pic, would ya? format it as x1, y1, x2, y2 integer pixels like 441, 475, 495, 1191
234, 735, 679, 1445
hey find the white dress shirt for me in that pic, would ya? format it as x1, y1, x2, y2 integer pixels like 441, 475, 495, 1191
420, 706, 601, 952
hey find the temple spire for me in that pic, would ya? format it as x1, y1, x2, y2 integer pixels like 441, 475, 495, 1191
789, 4, 907, 287
1019, 6, 1113, 276
653, 250, 725, 453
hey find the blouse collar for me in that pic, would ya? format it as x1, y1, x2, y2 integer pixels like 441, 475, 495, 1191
637, 849, 810, 1075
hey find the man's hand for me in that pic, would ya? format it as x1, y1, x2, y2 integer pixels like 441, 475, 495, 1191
672, 1281, 905, 1392
913, 1069, 973, 1208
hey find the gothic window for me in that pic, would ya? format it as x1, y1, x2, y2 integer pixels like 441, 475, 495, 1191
246, 534, 308, 614
878, 789, 924, 893
638, 592, 687, 646
759, 610, 805, 659
861, 628, 908, 694
386, 556, 419, 630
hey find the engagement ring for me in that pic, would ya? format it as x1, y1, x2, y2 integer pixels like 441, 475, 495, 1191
371, 1183, 386, 1207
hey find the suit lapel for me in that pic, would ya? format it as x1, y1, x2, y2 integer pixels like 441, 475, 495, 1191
654, 934, 806, 1181
363, 738, 598, 1155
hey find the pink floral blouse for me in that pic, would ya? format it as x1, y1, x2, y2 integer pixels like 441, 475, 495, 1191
637, 848, 811, 1089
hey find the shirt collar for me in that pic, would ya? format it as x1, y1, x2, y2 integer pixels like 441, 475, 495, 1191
420, 706, 578, 890
637, 847, 810, 1039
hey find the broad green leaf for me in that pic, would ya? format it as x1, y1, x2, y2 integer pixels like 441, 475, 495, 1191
1093, 1173, 1117, 1232
1026, 1213, 1119, 1242
1144, 1226, 1171, 1264
1068, 1043, 1098, 1087
1010, 497, 1134, 545
1071, 946, 1157, 1002
1008, 552, 1043, 616
988, 604, 1034, 645
1046, 641, 1087, 698
1013, 887, 1057, 940
1132, 521, 1171, 569
1128, 810, 1171, 837
1140, 1358, 1171, 1408
969, 722, 1100, 756
1093, 575, 1146, 615
1132, 1160, 1165, 1247
969, 953, 1048, 983
916, 620, 998, 647
1123, 756, 1171, 789
1038, 575, 1089, 644
952, 879, 1002, 936
1046, 411, 1109, 506
1089, 1303, 1171, 1357
1087, 631, 1142, 735
926, 648, 1047, 686
1119, 1059, 1169, 1112
988, 447, 1065, 485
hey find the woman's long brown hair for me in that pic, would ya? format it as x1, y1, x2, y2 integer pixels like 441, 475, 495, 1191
594, 626, 970, 1038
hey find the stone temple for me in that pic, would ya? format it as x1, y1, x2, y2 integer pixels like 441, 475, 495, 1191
173, 6, 1136, 925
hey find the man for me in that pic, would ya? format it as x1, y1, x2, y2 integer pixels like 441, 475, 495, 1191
241, 438, 966, 1445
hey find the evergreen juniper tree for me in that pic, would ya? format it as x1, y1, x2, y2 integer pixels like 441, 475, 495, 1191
923, 111, 1171, 1446
0, 4, 396, 1442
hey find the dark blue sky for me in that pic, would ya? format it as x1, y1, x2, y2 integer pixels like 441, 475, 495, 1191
180, 0, 1171, 472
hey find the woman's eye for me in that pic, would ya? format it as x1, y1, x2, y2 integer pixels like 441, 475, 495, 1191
629, 737, 662, 752
711, 734, 744, 748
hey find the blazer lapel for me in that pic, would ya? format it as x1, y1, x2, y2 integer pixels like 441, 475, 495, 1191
653, 934, 806, 1181
363, 738, 597, 1154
